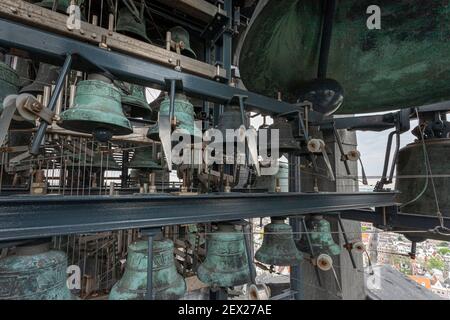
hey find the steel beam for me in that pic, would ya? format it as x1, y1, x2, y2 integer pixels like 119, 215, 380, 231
0, 192, 396, 242
0, 0, 223, 79
0, 18, 296, 115
152, 0, 226, 23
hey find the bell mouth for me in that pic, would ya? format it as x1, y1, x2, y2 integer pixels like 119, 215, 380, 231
297, 78, 344, 115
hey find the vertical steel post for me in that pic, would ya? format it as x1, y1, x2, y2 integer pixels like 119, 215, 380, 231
142, 227, 161, 300
288, 154, 302, 300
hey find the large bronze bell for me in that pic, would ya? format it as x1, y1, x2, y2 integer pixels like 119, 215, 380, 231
170, 26, 197, 59
147, 93, 200, 141
307, 216, 341, 256
59, 76, 133, 141
0, 61, 19, 113
0, 242, 73, 300
121, 84, 152, 118
20, 63, 59, 95
396, 138, 450, 240
109, 238, 186, 300
197, 223, 251, 288
255, 217, 303, 266
267, 117, 300, 153
116, 6, 151, 43
217, 105, 249, 136
129, 146, 162, 170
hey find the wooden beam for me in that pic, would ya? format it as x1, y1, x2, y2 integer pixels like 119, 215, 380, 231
0, 0, 225, 79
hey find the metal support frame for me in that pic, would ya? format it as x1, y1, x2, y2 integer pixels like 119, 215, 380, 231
0, 18, 296, 115
141, 227, 162, 301
0, 192, 396, 242
30, 53, 73, 155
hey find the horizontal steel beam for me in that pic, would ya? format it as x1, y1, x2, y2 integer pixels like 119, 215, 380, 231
0, 0, 223, 79
152, 0, 226, 23
0, 18, 297, 115
0, 192, 396, 242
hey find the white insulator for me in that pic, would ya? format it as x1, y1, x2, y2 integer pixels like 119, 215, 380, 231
248, 283, 271, 300
316, 254, 333, 271
352, 241, 366, 254
307, 139, 325, 153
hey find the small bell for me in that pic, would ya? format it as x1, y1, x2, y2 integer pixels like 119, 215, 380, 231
0, 242, 74, 300
197, 223, 251, 288
255, 217, 303, 266
147, 93, 200, 141
121, 84, 152, 118
109, 238, 186, 300
0, 61, 19, 113
217, 105, 249, 136
20, 63, 60, 95
129, 146, 162, 170
59, 76, 133, 141
116, 6, 151, 43
169, 26, 197, 59
267, 117, 300, 153
90, 150, 121, 170
308, 216, 341, 256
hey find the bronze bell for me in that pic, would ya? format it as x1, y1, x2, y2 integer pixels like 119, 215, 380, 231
116, 5, 151, 43
20, 62, 60, 95
307, 216, 341, 256
197, 223, 251, 288
129, 145, 162, 171
121, 84, 152, 118
9, 56, 33, 88
267, 117, 300, 153
217, 105, 249, 136
255, 217, 303, 266
59, 74, 133, 141
109, 238, 186, 300
0, 242, 74, 300
169, 26, 197, 59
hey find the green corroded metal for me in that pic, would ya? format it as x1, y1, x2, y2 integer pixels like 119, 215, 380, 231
20, 63, 60, 95
35, 0, 84, 13
116, 6, 151, 43
239, 0, 450, 114
255, 218, 303, 266
129, 146, 162, 170
0, 243, 73, 300
109, 239, 186, 300
121, 84, 152, 118
308, 216, 341, 256
147, 94, 201, 141
396, 139, 450, 218
59, 80, 133, 136
170, 26, 197, 59
197, 224, 251, 288
0, 61, 19, 113
91, 151, 121, 170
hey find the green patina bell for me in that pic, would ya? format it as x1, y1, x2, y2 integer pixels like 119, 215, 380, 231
0, 242, 73, 300
308, 216, 341, 256
116, 6, 151, 43
255, 218, 303, 266
147, 93, 200, 141
121, 84, 152, 118
35, 0, 85, 13
91, 151, 121, 170
129, 146, 162, 170
59, 79, 133, 140
0, 61, 19, 113
170, 26, 197, 59
396, 138, 450, 241
20, 63, 60, 95
197, 223, 251, 288
109, 238, 186, 300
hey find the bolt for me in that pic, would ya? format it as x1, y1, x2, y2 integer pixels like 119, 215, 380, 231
10, 7, 18, 14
